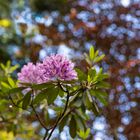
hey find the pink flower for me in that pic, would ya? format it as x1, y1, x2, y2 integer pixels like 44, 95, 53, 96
18, 54, 77, 84
40, 54, 77, 81
17, 63, 45, 84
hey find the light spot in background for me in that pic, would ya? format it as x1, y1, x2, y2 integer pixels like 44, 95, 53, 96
121, 116, 131, 125
57, 44, 73, 59
9, 105, 13, 108
60, 127, 70, 140
95, 132, 105, 140
31, 34, 47, 44
93, 117, 106, 131
121, 0, 130, 7
48, 108, 56, 118
44, 16, 53, 27
7, 45, 19, 55
94, 65, 100, 73
118, 126, 124, 132
39, 49, 47, 60
137, 48, 140, 59
134, 82, 140, 90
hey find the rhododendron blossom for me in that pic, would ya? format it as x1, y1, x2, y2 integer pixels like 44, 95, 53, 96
18, 54, 77, 84
40, 54, 77, 81
17, 63, 45, 84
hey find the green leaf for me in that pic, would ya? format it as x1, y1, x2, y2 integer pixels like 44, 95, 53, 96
88, 68, 96, 79
34, 86, 59, 105
89, 46, 94, 60
85, 128, 90, 138
84, 91, 100, 115
96, 94, 108, 105
97, 73, 109, 82
58, 87, 65, 97
91, 90, 108, 105
59, 116, 68, 132
95, 81, 110, 89
17, 98, 24, 106
76, 109, 89, 121
6, 61, 11, 68
31, 82, 54, 90
46, 87, 58, 105
94, 50, 99, 57
9, 65, 19, 73
33, 90, 48, 104
87, 75, 91, 82
90, 89, 107, 97
69, 115, 77, 138
8, 77, 15, 87
74, 114, 85, 131
77, 128, 90, 139
0, 63, 6, 71
1, 82, 11, 89
22, 92, 31, 109
8, 87, 26, 94
75, 68, 87, 81
94, 54, 105, 63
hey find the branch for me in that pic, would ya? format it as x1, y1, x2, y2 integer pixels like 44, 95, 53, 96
30, 104, 48, 131
30, 92, 51, 140
46, 90, 70, 140
9, 95, 31, 113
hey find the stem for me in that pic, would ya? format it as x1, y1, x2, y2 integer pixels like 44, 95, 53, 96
30, 92, 49, 140
9, 95, 31, 113
46, 91, 70, 140
30, 104, 48, 131
43, 131, 48, 140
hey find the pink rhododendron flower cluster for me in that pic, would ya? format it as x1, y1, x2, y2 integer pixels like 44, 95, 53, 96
18, 54, 77, 84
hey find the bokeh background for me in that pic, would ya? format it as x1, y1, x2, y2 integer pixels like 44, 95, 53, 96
0, 0, 140, 139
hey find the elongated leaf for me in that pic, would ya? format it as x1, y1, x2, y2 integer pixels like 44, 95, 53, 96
10, 65, 19, 73
0, 63, 5, 71
94, 54, 105, 63
97, 94, 108, 105
32, 82, 53, 90
59, 116, 68, 132
85, 128, 90, 138
73, 99, 82, 108
17, 98, 24, 106
94, 50, 99, 57
84, 91, 100, 115
33, 90, 48, 104
88, 68, 96, 79
91, 100, 100, 115
69, 115, 77, 138
75, 68, 87, 81
1, 82, 11, 89
8, 77, 15, 87
90, 89, 107, 97
74, 114, 85, 131
8, 87, 26, 94
91, 90, 108, 105
77, 128, 90, 139
22, 92, 31, 109
6, 61, 11, 68
95, 81, 110, 89
46, 87, 58, 105
58, 87, 65, 97
89, 46, 94, 60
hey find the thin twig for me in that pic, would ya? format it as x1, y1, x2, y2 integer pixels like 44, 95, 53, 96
30, 104, 48, 131
30, 92, 50, 140
46, 90, 70, 140
69, 88, 83, 96
9, 95, 31, 113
